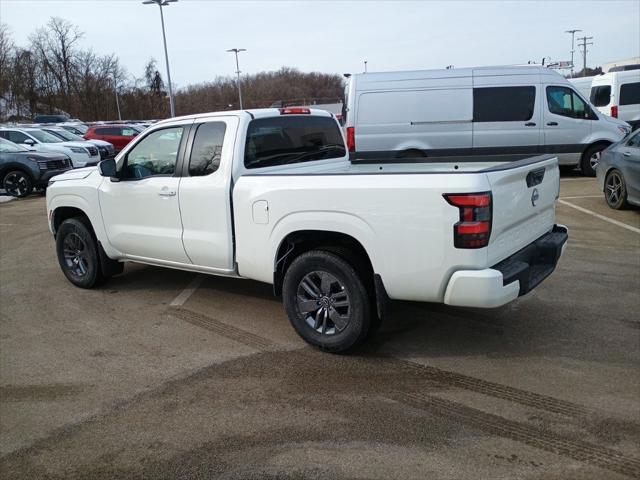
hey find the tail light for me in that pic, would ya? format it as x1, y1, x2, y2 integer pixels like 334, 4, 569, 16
346, 126, 355, 152
611, 105, 618, 118
280, 107, 310, 115
443, 192, 492, 248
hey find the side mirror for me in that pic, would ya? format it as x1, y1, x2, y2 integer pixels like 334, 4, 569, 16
98, 158, 117, 178
23, 138, 35, 146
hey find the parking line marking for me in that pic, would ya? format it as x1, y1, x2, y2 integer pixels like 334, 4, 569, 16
558, 199, 640, 234
559, 195, 602, 199
170, 275, 204, 307
560, 178, 591, 182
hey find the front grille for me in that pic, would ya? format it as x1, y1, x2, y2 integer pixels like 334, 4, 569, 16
38, 158, 71, 170
87, 146, 99, 157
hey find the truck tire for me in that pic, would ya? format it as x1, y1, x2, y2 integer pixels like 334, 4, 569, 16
283, 250, 372, 353
581, 144, 607, 177
56, 218, 105, 289
2, 170, 33, 198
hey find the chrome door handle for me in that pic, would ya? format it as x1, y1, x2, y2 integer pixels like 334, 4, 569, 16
158, 190, 176, 197
623, 151, 632, 157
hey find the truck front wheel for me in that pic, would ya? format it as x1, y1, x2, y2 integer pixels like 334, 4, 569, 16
56, 218, 105, 289
283, 250, 372, 353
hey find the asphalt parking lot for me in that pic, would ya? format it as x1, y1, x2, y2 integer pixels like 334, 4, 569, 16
1, 174, 639, 480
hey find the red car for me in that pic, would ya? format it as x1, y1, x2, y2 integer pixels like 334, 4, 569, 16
84, 125, 139, 153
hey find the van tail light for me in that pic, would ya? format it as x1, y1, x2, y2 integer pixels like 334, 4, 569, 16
346, 127, 355, 152
611, 105, 618, 118
443, 192, 492, 248
280, 107, 310, 115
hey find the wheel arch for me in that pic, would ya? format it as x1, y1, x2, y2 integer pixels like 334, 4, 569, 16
272, 229, 389, 318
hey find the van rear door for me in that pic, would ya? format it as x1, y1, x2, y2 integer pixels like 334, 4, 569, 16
484, 155, 560, 266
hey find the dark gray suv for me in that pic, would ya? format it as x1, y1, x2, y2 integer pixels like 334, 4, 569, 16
0, 138, 72, 197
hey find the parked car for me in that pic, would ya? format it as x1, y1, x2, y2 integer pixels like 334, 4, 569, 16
343, 66, 631, 176
40, 126, 115, 159
33, 114, 69, 124
46, 107, 567, 352
0, 138, 72, 197
0, 127, 100, 168
590, 69, 640, 131
596, 129, 640, 209
84, 125, 139, 152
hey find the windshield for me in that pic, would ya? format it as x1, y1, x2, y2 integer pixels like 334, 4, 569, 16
0, 138, 29, 153
65, 124, 88, 134
28, 130, 63, 143
48, 129, 81, 142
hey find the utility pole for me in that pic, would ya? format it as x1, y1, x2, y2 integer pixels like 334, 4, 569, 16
577, 35, 593, 77
364, 60, 368, 73
565, 29, 582, 77
227, 48, 246, 109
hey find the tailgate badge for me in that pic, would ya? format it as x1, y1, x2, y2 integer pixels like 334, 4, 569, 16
531, 188, 540, 207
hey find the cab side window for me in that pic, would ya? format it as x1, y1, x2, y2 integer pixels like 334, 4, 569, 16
188, 122, 226, 176
3, 131, 30, 144
546, 86, 595, 120
627, 131, 640, 148
122, 127, 184, 179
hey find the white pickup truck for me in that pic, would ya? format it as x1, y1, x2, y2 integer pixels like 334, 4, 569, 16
46, 108, 568, 352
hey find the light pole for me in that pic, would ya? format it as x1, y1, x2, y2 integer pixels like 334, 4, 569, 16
565, 29, 582, 77
113, 74, 122, 121
227, 48, 246, 109
143, 0, 177, 117
364, 60, 368, 73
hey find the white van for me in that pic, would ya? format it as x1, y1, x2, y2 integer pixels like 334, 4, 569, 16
343, 66, 631, 175
568, 76, 595, 99
590, 69, 640, 131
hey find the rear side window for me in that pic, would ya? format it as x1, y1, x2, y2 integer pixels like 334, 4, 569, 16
590, 86, 611, 106
473, 86, 536, 122
189, 122, 226, 176
96, 127, 119, 135
620, 82, 640, 106
244, 116, 345, 169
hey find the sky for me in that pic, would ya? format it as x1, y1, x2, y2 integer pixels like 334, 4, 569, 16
1, 0, 639, 89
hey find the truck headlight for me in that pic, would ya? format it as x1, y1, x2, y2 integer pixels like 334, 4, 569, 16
618, 126, 631, 136
69, 147, 87, 154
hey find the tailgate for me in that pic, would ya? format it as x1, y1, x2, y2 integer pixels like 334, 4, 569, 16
485, 155, 560, 265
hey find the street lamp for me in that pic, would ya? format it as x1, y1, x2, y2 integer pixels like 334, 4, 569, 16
227, 48, 246, 109
143, 0, 177, 117
565, 29, 582, 77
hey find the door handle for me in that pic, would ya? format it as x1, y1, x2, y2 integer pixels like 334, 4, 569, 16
524, 122, 536, 127
158, 190, 176, 197
546, 122, 558, 126
623, 151, 632, 157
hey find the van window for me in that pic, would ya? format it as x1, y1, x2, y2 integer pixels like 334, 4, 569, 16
358, 88, 473, 124
189, 122, 226, 176
590, 86, 611, 107
473, 86, 535, 122
546, 86, 595, 119
244, 116, 345, 169
620, 82, 640, 105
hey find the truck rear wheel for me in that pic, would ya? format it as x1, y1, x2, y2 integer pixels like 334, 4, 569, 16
56, 218, 105, 289
282, 250, 371, 353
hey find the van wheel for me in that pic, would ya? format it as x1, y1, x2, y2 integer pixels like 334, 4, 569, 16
2, 170, 33, 197
56, 218, 105, 289
283, 250, 371, 353
581, 144, 607, 177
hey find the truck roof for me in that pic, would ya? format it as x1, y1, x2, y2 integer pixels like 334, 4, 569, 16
153, 107, 334, 127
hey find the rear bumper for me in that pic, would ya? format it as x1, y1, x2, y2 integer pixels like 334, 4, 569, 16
444, 224, 568, 308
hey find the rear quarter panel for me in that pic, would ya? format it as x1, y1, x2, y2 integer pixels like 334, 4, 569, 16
233, 172, 491, 302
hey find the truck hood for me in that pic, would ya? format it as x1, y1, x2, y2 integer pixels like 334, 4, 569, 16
50, 166, 97, 182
